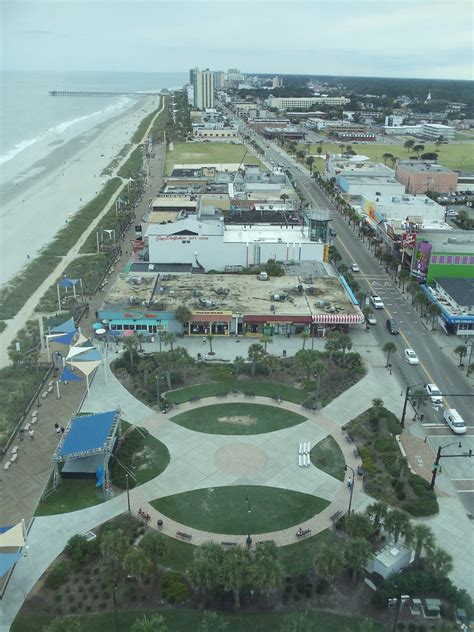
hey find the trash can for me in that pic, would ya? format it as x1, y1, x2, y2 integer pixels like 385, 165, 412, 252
157, 519, 163, 529
282, 350, 287, 357
197, 352, 202, 360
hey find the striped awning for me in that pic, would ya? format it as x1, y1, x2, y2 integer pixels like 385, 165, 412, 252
312, 312, 365, 324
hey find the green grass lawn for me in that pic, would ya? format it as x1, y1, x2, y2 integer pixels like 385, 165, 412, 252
165, 141, 261, 174
12, 609, 387, 632
310, 435, 346, 482
34, 477, 106, 516
302, 141, 474, 172
166, 381, 308, 405
279, 528, 341, 575
151, 486, 329, 534
170, 402, 306, 435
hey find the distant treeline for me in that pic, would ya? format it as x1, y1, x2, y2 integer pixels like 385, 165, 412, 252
247, 73, 473, 109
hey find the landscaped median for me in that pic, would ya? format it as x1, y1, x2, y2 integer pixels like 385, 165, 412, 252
166, 381, 309, 405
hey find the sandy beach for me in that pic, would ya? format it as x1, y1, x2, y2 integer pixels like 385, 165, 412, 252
0, 96, 158, 285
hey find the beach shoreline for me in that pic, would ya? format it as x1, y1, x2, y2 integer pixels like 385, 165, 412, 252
0, 96, 158, 285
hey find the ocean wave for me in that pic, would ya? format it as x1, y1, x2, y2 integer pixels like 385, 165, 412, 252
0, 96, 135, 166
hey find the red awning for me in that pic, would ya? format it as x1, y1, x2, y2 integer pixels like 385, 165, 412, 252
312, 312, 365, 324
191, 314, 232, 322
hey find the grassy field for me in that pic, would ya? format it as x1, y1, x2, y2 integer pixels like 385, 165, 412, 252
34, 477, 106, 517
303, 140, 474, 173
152, 486, 329, 534
279, 528, 340, 575
170, 402, 306, 435
165, 141, 261, 174
12, 609, 387, 632
166, 381, 309, 405
310, 435, 346, 482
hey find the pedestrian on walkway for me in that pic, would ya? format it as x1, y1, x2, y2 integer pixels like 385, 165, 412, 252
347, 478, 353, 489
28, 429, 34, 440
60, 426, 65, 434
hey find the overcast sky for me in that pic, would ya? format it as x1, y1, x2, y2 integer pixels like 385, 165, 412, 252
2, 0, 473, 80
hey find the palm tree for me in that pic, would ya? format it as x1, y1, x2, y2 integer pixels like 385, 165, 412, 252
413, 144, 425, 158
362, 306, 374, 323
123, 337, 139, 370
424, 546, 453, 579
260, 335, 273, 353
382, 342, 396, 368
338, 334, 352, 365
233, 356, 246, 382
198, 611, 228, 632
280, 193, 289, 203
365, 501, 388, 532
220, 546, 252, 609
344, 513, 372, 540
427, 303, 442, 330
317, 145, 323, 157
206, 333, 215, 355
135, 332, 145, 352
131, 614, 168, 632
314, 543, 345, 584
305, 156, 315, 172
398, 269, 410, 292
174, 305, 191, 333
122, 548, 153, 586
262, 353, 279, 377
190, 542, 224, 595
325, 332, 342, 361
454, 344, 468, 367
384, 509, 412, 543
100, 529, 128, 577
299, 331, 310, 350
407, 280, 420, 305
252, 541, 284, 600
162, 331, 176, 351
248, 343, 265, 376
344, 538, 372, 584
139, 531, 166, 574
407, 523, 435, 568
382, 152, 394, 165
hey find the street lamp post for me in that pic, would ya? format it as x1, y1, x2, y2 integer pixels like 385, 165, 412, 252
344, 465, 355, 515
400, 382, 426, 428
112, 586, 118, 632
156, 374, 161, 406
125, 472, 131, 513
429, 441, 472, 490
245, 495, 252, 549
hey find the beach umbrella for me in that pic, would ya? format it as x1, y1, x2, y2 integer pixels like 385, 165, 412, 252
92, 323, 103, 330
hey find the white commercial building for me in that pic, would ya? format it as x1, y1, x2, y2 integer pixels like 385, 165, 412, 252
146, 216, 326, 271
384, 114, 404, 127
326, 154, 394, 178
337, 175, 405, 198
193, 70, 215, 110
383, 125, 422, 136
362, 193, 445, 223
421, 123, 455, 141
268, 96, 350, 110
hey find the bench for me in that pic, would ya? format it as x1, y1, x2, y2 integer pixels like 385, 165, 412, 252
221, 541, 237, 546
353, 448, 359, 458
12, 446, 18, 455
10, 453, 18, 463
176, 531, 192, 540
330, 510, 343, 524
296, 528, 312, 539
3, 461, 11, 471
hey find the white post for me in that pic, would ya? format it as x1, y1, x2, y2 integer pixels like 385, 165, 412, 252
72, 283, 77, 299
46, 336, 51, 362
56, 380, 61, 400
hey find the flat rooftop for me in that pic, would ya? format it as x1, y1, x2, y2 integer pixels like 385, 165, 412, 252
102, 272, 355, 316
376, 543, 411, 569
422, 231, 474, 252
435, 278, 474, 307
223, 224, 309, 243
343, 175, 402, 185
397, 161, 456, 174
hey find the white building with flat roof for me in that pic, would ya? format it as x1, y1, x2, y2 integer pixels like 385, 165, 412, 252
362, 193, 445, 223
269, 96, 350, 110
421, 123, 455, 141
146, 216, 326, 271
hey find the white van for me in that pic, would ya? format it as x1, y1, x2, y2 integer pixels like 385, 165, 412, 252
443, 408, 466, 435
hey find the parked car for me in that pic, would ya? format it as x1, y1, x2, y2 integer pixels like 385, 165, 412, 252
386, 318, 399, 335
366, 313, 377, 325
350, 263, 360, 272
425, 383, 443, 405
404, 348, 419, 364
370, 295, 384, 309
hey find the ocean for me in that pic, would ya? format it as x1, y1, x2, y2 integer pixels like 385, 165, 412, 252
0, 69, 188, 167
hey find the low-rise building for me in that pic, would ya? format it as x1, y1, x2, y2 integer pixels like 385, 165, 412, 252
421, 277, 474, 336
362, 193, 445, 224
365, 542, 412, 589
193, 127, 239, 141
326, 155, 393, 178
268, 96, 350, 110
396, 161, 459, 194
421, 123, 455, 142
411, 231, 474, 284
98, 270, 364, 338
337, 174, 405, 199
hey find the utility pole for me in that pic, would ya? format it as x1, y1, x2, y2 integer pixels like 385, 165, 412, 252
429, 442, 472, 490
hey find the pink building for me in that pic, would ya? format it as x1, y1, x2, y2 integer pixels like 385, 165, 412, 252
396, 161, 458, 194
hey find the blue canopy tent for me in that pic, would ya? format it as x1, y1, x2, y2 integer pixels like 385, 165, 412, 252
51, 330, 77, 346
47, 411, 120, 496
50, 317, 76, 335
59, 366, 84, 383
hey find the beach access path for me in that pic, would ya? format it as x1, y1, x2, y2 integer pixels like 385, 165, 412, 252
0, 99, 165, 370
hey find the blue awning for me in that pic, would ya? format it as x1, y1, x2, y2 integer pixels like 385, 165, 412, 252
60, 367, 83, 382
71, 348, 101, 362
0, 552, 21, 577
50, 317, 76, 334
52, 330, 77, 346
58, 411, 118, 458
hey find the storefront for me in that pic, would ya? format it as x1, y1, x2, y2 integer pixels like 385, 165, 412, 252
188, 311, 233, 336
243, 315, 311, 336
312, 311, 365, 334
98, 309, 177, 336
